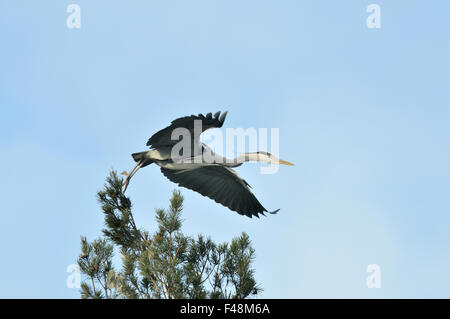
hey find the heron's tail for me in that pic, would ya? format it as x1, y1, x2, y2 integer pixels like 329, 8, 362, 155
132, 151, 147, 162
131, 151, 155, 168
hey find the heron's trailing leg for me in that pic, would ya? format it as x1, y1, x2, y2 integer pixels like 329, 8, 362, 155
122, 161, 144, 193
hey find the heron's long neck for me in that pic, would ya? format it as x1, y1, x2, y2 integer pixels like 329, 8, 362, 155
222, 153, 259, 167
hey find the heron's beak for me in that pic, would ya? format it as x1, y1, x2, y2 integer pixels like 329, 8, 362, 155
278, 159, 294, 166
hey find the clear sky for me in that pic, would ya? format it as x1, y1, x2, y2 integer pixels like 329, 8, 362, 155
1, 1, 450, 298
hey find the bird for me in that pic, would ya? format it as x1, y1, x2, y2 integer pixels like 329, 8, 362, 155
123, 111, 294, 218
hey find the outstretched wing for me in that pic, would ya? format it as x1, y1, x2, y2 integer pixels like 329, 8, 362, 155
147, 111, 228, 148
160, 166, 279, 218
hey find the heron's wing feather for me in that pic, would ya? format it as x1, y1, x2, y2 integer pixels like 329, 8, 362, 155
160, 166, 272, 218
147, 111, 227, 148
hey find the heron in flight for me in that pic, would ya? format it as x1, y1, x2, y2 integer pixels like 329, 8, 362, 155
123, 111, 293, 218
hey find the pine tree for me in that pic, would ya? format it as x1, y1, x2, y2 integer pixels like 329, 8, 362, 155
77, 170, 261, 299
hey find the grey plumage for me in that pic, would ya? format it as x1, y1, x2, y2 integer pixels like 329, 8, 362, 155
124, 111, 291, 218
160, 166, 279, 218
146, 111, 227, 148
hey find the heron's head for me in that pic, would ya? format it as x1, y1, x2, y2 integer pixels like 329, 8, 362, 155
245, 151, 294, 165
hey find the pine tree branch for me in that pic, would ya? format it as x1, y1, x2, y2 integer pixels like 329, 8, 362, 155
79, 170, 261, 299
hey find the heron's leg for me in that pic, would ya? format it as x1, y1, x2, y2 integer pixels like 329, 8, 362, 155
127, 162, 141, 178
123, 161, 144, 193
123, 164, 138, 193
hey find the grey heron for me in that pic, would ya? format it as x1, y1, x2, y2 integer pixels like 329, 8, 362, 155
123, 111, 293, 218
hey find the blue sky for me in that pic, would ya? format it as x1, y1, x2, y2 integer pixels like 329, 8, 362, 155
1, 1, 450, 298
